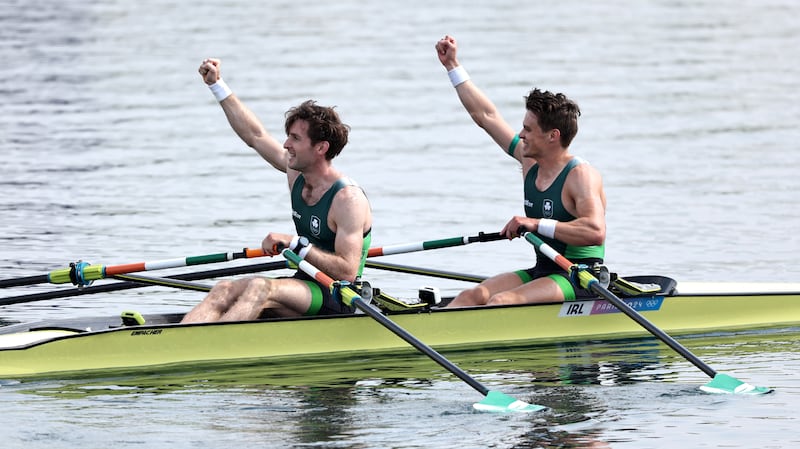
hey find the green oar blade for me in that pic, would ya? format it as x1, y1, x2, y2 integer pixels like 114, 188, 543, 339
472, 390, 547, 413
699, 373, 773, 395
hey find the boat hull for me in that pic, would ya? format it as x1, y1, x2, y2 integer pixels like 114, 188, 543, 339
2, 291, 800, 379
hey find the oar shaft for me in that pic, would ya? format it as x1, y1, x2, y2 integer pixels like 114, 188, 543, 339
0, 249, 268, 288
590, 281, 717, 378
77, 251, 252, 282
0, 260, 290, 306
522, 232, 717, 378
0, 274, 50, 289
368, 232, 504, 257
282, 249, 490, 396
364, 261, 487, 283
104, 253, 234, 276
1, 232, 503, 289
111, 274, 212, 292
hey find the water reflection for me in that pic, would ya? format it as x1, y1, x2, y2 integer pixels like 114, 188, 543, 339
5, 328, 799, 447
11, 328, 796, 396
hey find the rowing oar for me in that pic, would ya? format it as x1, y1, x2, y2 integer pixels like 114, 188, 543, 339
0, 260, 290, 306
0, 232, 503, 289
521, 231, 772, 395
365, 261, 488, 283
0, 231, 500, 302
0, 248, 274, 289
281, 248, 546, 413
367, 231, 504, 257
111, 274, 212, 292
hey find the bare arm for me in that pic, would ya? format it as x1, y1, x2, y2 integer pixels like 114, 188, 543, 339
261, 186, 372, 281
555, 164, 607, 246
199, 58, 290, 174
435, 36, 521, 161
310, 186, 372, 281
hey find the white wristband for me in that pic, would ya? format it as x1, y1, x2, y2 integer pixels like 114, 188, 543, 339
297, 244, 312, 259
208, 79, 232, 102
537, 219, 557, 239
447, 66, 470, 87
288, 236, 300, 252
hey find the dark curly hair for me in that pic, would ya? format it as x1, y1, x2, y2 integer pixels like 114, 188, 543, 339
525, 88, 581, 148
285, 100, 350, 160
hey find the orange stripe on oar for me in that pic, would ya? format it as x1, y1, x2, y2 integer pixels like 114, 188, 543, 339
104, 263, 147, 276
12, 249, 277, 287
312, 269, 335, 287
553, 254, 571, 272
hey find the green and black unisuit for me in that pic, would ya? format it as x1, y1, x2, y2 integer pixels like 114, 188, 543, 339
290, 175, 372, 314
520, 156, 605, 299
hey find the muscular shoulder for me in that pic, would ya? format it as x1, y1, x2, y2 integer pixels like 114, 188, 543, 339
334, 183, 370, 207
564, 158, 604, 200
330, 182, 372, 232
567, 158, 602, 182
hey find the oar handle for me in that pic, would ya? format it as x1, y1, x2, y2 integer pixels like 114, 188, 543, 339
467, 231, 504, 243
364, 261, 487, 283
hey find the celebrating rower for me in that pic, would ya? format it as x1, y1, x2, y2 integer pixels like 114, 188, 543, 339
435, 35, 607, 307
182, 58, 373, 323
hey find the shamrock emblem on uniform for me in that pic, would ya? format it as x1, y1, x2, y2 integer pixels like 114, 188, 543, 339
310, 215, 321, 236
542, 199, 554, 218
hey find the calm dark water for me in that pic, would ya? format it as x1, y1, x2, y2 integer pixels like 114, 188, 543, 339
2, 0, 800, 447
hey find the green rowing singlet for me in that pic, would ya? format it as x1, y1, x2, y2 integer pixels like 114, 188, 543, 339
523, 157, 604, 271
290, 176, 372, 279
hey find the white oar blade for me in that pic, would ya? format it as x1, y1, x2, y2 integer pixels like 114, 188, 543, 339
472, 390, 547, 413
699, 373, 773, 395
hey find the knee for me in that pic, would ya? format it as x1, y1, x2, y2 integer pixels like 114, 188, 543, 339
207, 279, 236, 300
202, 280, 236, 310
206, 277, 263, 307
486, 291, 520, 306
456, 286, 491, 306
242, 277, 272, 296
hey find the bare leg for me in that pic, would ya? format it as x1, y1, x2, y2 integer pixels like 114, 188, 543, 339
220, 277, 314, 321
448, 285, 491, 307
181, 278, 252, 323
182, 276, 316, 323
446, 272, 524, 307
487, 277, 565, 305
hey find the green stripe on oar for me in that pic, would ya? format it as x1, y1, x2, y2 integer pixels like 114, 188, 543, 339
282, 248, 545, 413
0, 260, 291, 306
0, 231, 503, 289
521, 231, 772, 395
367, 232, 504, 257
0, 248, 275, 289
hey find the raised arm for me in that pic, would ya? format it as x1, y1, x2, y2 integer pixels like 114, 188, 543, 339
435, 36, 521, 161
199, 58, 290, 173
